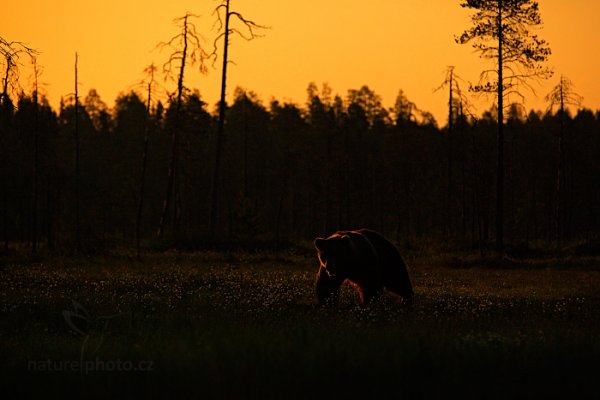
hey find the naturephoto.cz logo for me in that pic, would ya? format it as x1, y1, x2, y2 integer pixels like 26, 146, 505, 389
27, 358, 155, 374
27, 300, 154, 374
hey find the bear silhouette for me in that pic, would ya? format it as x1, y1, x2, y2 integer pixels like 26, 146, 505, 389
314, 229, 414, 305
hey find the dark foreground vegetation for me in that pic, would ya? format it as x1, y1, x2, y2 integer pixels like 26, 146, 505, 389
2, 248, 600, 399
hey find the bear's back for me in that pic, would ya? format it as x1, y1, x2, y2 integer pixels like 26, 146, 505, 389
348, 229, 413, 301
353, 229, 400, 262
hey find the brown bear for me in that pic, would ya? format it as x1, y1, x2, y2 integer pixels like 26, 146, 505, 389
314, 229, 414, 305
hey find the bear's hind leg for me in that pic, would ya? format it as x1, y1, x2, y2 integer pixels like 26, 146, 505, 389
385, 280, 414, 305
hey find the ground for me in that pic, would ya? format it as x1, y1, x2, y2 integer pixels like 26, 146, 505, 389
1, 248, 600, 398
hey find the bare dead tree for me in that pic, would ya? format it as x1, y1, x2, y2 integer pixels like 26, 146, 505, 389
455, 85, 477, 241
434, 66, 474, 237
31, 57, 40, 253
59, 53, 83, 250
545, 76, 582, 246
1, 54, 15, 108
436, 66, 456, 234
74, 52, 81, 250
135, 63, 158, 256
446, 67, 455, 235
1, 37, 38, 250
156, 13, 209, 238
1, 37, 38, 105
208, 0, 267, 235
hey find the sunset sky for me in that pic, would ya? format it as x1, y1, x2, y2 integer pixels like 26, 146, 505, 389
3, 0, 600, 123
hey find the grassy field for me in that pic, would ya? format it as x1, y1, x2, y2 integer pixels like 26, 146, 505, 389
1, 248, 600, 399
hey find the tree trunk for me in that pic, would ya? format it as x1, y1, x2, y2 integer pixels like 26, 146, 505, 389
555, 81, 565, 246
1, 59, 9, 250
32, 78, 39, 253
136, 80, 152, 257
242, 100, 249, 199
447, 68, 454, 235
459, 102, 467, 240
74, 52, 81, 250
495, 0, 505, 255
274, 171, 287, 250
158, 16, 189, 238
324, 127, 332, 234
1, 56, 9, 103
1, 180, 6, 250
46, 172, 55, 251
209, 0, 231, 236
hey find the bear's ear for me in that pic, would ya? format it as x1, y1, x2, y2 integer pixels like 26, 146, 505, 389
314, 238, 327, 252
341, 234, 353, 248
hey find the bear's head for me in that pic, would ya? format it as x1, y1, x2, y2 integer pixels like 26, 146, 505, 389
314, 234, 353, 278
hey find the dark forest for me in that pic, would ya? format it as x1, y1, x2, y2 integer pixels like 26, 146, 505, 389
1, 83, 599, 253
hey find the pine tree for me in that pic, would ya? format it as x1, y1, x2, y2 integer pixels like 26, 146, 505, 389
457, 0, 552, 254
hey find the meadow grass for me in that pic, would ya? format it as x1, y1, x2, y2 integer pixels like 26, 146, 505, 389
1, 249, 600, 398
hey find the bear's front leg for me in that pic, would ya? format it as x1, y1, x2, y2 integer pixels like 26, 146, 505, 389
315, 266, 345, 306
358, 285, 384, 305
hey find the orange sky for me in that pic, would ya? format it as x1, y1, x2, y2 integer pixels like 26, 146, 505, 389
3, 0, 600, 123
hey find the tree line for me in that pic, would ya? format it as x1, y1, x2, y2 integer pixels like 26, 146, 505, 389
1, 83, 598, 252
2, 0, 599, 254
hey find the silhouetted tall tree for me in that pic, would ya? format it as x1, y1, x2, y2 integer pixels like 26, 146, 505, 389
156, 13, 208, 238
209, 0, 267, 235
545, 76, 582, 245
1, 45, 16, 107
457, 0, 552, 254
1, 37, 37, 250
435, 66, 473, 236
31, 58, 40, 253
435, 66, 457, 233
136, 64, 158, 256
74, 52, 81, 250
1, 37, 38, 105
